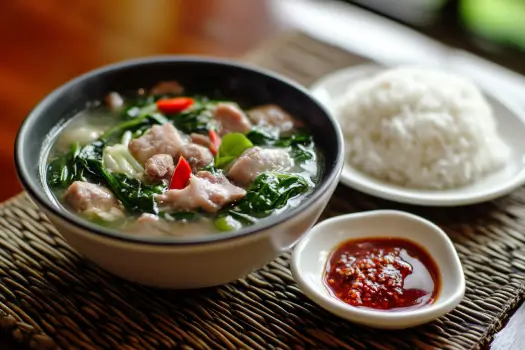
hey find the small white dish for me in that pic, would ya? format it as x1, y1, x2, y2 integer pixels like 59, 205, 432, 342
310, 63, 525, 206
291, 210, 465, 329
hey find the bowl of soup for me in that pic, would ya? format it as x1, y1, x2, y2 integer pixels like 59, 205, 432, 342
15, 57, 344, 288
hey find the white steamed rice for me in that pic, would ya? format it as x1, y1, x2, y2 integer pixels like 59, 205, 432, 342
335, 67, 510, 190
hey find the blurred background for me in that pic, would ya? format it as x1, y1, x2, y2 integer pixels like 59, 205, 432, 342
1, 0, 524, 202
346, 0, 525, 71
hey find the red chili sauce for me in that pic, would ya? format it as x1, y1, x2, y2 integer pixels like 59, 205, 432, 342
324, 237, 440, 311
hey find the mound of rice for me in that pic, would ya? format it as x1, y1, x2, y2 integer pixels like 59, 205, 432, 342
336, 67, 509, 189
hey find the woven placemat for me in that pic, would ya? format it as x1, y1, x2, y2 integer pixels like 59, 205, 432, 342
2, 31, 525, 350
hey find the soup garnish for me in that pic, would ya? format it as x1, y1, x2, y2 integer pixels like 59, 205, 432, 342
324, 237, 440, 311
46, 81, 321, 237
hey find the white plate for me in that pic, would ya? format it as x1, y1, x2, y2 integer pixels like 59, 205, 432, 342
310, 63, 525, 206
291, 210, 465, 329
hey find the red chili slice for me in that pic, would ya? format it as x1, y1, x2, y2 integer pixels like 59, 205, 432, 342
208, 129, 221, 155
156, 97, 194, 114
169, 156, 192, 190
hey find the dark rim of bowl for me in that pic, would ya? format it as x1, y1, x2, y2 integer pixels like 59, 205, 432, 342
15, 55, 344, 246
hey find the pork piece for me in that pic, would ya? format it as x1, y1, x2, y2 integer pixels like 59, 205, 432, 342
105, 92, 124, 111
65, 181, 119, 212
227, 147, 293, 186
247, 104, 302, 132
190, 133, 210, 147
213, 103, 252, 135
145, 154, 175, 182
156, 171, 246, 212
179, 143, 214, 169
150, 81, 183, 96
64, 181, 124, 221
129, 123, 186, 164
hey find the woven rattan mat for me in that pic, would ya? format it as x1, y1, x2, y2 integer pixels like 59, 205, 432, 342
2, 31, 525, 350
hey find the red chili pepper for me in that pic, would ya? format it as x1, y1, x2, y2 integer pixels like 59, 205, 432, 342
169, 156, 192, 190
208, 129, 221, 155
156, 97, 194, 114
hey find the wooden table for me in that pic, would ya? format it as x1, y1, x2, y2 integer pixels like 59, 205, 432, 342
1, 0, 524, 348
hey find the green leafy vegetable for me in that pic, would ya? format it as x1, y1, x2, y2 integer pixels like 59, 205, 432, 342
47, 142, 86, 188
214, 172, 311, 231
120, 96, 156, 119
214, 133, 253, 168
291, 144, 315, 163
101, 114, 168, 142
246, 128, 315, 163
75, 139, 166, 214
107, 173, 165, 214
168, 101, 216, 134
246, 128, 312, 148
80, 141, 164, 213
235, 173, 310, 216
245, 128, 279, 145
76, 140, 106, 179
